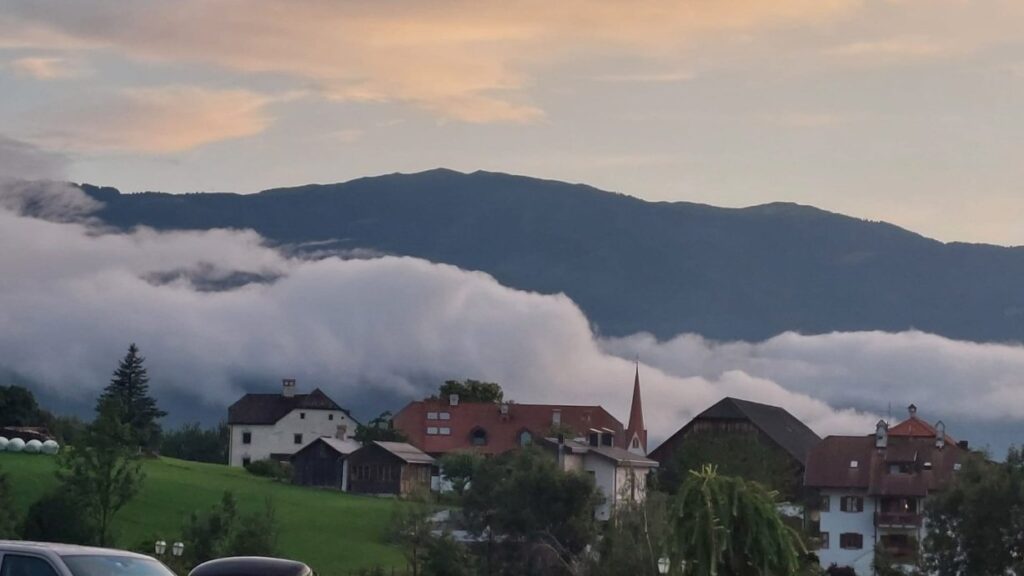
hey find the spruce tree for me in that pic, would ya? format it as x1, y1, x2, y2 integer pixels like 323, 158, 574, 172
97, 343, 167, 450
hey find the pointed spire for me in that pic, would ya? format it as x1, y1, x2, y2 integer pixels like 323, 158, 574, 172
626, 362, 647, 455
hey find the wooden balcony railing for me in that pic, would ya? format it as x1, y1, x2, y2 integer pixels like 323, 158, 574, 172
875, 511, 922, 527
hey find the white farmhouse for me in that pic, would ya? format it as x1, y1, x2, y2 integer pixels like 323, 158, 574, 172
547, 435, 659, 521
804, 405, 967, 575
227, 378, 358, 467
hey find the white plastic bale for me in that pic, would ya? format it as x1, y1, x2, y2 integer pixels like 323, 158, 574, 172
7, 438, 25, 452
25, 439, 42, 454
0, 437, 8, 450
42, 440, 60, 455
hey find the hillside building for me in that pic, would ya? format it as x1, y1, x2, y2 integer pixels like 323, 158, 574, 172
227, 379, 358, 467
804, 405, 967, 575
649, 397, 821, 499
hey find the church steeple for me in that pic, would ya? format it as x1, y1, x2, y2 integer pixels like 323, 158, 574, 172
626, 362, 648, 455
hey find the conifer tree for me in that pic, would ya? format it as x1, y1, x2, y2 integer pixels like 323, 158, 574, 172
96, 343, 166, 450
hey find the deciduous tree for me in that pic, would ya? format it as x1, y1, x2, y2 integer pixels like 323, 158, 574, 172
668, 465, 803, 576
57, 399, 145, 546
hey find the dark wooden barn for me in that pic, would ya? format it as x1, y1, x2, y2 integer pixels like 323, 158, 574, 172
290, 437, 361, 490
649, 397, 821, 499
346, 441, 435, 496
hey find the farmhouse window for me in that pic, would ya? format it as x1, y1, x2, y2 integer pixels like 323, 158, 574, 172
329, 414, 334, 421
294, 433, 303, 445
427, 412, 438, 420
839, 533, 863, 550
242, 432, 252, 444
439, 427, 451, 435
819, 532, 830, 550
242, 457, 251, 467
820, 495, 830, 512
427, 427, 439, 435
439, 412, 451, 420
300, 412, 306, 419
471, 427, 488, 446
840, 496, 864, 512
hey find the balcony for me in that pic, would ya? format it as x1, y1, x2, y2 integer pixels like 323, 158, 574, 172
874, 511, 922, 527
881, 546, 919, 563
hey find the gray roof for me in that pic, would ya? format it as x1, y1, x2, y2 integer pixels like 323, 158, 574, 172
650, 397, 821, 466
374, 441, 435, 464
228, 388, 349, 425
291, 436, 362, 459
543, 437, 659, 467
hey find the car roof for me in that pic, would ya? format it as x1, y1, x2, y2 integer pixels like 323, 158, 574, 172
189, 556, 311, 576
0, 541, 154, 559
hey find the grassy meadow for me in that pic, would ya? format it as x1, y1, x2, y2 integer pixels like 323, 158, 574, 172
0, 453, 406, 575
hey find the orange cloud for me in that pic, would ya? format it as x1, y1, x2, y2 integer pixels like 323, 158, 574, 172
29, 87, 272, 154
0, 0, 862, 124
8, 56, 84, 79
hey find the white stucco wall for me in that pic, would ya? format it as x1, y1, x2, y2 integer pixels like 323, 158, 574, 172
229, 408, 356, 467
817, 489, 876, 575
583, 455, 618, 521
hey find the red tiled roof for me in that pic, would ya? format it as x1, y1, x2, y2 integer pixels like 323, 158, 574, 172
392, 399, 625, 456
888, 416, 938, 438
804, 435, 966, 494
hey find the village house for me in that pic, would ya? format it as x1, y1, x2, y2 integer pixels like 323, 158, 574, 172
392, 367, 648, 459
649, 397, 821, 499
227, 379, 358, 467
541, 369, 657, 520
804, 405, 968, 575
544, 435, 658, 520
346, 441, 435, 496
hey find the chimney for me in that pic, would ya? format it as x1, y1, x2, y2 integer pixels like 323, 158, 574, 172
449, 394, 460, 407
282, 378, 296, 398
935, 421, 946, 449
875, 420, 888, 449
499, 402, 510, 420
908, 403, 918, 417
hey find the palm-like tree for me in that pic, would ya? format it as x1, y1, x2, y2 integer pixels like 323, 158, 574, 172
669, 465, 803, 576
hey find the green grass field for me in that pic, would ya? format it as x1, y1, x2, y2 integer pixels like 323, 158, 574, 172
0, 453, 406, 576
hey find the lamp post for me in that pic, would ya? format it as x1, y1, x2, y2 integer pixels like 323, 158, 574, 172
154, 541, 167, 556
172, 542, 184, 558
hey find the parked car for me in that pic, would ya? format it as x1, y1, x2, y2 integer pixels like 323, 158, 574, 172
0, 541, 176, 576
188, 557, 313, 576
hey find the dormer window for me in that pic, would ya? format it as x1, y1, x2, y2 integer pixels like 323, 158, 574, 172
518, 429, 533, 447
471, 427, 488, 446
300, 412, 306, 419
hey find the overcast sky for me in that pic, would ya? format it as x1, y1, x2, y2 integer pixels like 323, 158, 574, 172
2, 1, 1023, 244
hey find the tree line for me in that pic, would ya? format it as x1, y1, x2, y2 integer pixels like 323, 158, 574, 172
0, 344, 276, 571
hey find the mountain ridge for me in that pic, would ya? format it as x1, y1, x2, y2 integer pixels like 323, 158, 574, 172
75, 168, 1024, 343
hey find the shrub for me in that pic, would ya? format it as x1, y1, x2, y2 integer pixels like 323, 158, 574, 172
21, 490, 95, 545
244, 459, 291, 481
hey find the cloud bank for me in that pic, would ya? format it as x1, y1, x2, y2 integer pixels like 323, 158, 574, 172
2, 140, 1023, 450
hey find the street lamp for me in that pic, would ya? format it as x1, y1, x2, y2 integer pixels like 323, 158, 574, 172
172, 542, 184, 558
154, 541, 167, 556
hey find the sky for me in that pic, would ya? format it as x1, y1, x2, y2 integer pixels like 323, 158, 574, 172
1, 1, 1023, 245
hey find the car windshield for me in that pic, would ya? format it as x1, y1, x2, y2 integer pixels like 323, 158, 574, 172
61, 556, 175, 576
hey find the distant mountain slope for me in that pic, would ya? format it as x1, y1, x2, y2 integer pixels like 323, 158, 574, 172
80, 169, 1024, 343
